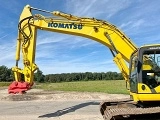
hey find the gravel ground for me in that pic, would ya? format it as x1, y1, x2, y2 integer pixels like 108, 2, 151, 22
0, 88, 129, 120
0, 88, 129, 101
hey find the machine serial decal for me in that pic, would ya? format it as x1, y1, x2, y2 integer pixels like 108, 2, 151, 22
48, 22, 83, 30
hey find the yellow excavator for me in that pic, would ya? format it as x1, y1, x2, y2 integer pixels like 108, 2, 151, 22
8, 5, 160, 119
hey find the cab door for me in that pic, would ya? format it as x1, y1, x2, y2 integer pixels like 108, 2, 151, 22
129, 55, 138, 93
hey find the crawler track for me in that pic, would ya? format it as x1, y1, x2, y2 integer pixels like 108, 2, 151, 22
100, 99, 160, 120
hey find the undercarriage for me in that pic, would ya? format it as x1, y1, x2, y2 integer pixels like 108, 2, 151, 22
100, 98, 160, 120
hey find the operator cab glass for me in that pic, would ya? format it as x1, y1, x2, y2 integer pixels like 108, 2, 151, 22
129, 53, 138, 93
142, 49, 160, 89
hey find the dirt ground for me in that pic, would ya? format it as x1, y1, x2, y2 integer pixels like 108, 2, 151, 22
0, 88, 129, 101
0, 88, 130, 120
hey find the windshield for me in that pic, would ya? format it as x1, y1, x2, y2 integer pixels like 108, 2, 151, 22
142, 50, 160, 88
143, 51, 160, 71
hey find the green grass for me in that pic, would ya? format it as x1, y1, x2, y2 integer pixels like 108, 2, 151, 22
0, 80, 129, 94
0, 82, 11, 87
34, 80, 129, 94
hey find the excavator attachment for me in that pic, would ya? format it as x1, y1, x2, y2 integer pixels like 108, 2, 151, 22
100, 99, 160, 120
8, 81, 31, 94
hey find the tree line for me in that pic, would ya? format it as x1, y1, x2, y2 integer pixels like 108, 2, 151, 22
0, 65, 123, 82
45, 72, 123, 82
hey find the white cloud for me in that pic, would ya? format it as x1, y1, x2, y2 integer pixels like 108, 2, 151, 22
117, 1, 160, 37
36, 32, 98, 53
0, 40, 16, 68
120, 19, 145, 32
66, 0, 132, 18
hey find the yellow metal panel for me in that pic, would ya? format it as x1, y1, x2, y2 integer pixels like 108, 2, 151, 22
131, 83, 160, 102
113, 53, 129, 81
154, 86, 160, 93
133, 94, 160, 101
138, 83, 152, 93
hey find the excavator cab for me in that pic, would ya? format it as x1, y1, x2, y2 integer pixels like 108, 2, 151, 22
101, 45, 160, 119
129, 45, 160, 102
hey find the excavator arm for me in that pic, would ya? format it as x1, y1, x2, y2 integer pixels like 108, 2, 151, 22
10, 5, 137, 90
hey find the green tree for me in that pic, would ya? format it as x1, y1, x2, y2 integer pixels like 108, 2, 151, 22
34, 69, 45, 83
0, 65, 13, 82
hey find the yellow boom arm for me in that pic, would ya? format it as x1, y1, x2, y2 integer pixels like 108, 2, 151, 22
12, 5, 137, 85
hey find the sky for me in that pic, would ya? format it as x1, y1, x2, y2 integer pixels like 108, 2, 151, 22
0, 0, 160, 75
